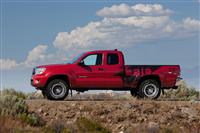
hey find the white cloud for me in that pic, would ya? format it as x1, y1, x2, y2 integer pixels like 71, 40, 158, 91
0, 59, 18, 70
24, 44, 48, 66
53, 5, 200, 52
182, 17, 200, 31
53, 16, 172, 51
97, 3, 172, 18
1, 44, 51, 70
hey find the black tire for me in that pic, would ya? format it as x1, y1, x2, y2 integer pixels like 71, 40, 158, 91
46, 79, 69, 100
138, 79, 161, 99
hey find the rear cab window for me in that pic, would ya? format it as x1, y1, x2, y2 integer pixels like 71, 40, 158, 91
107, 53, 119, 65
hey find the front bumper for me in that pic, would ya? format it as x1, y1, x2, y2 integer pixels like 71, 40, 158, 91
31, 74, 48, 88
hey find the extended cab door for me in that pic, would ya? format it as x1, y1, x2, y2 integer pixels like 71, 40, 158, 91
103, 52, 124, 88
74, 53, 106, 88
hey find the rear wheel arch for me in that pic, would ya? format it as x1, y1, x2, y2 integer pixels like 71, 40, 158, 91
137, 75, 161, 89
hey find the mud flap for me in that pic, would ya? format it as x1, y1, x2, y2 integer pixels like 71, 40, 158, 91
162, 88, 165, 95
70, 89, 73, 97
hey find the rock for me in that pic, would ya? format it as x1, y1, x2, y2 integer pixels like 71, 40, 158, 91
160, 117, 167, 124
147, 122, 159, 133
37, 108, 43, 113
123, 103, 132, 109
44, 112, 49, 116
107, 119, 111, 123
116, 124, 123, 129
100, 115, 105, 119
181, 107, 198, 119
71, 103, 76, 107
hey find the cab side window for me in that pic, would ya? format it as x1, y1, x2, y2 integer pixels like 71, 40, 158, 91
107, 53, 119, 65
83, 54, 102, 66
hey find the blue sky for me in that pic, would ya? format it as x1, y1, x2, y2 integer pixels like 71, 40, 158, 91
0, 0, 199, 92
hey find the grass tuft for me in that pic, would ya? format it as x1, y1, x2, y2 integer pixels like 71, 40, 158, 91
76, 117, 111, 133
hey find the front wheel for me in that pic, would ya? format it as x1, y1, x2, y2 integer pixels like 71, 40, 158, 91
46, 79, 69, 100
138, 79, 161, 99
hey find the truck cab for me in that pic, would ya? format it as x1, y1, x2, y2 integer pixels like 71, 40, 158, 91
71, 50, 124, 89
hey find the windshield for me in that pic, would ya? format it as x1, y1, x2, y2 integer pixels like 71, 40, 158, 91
68, 53, 85, 64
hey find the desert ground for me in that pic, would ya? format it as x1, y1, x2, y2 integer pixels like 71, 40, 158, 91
26, 98, 200, 133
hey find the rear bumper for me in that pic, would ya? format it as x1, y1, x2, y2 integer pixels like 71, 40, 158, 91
163, 77, 182, 89
175, 77, 183, 85
172, 77, 183, 89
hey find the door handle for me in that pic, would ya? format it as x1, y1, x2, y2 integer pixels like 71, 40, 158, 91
79, 76, 88, 78
98, 68, 104, 71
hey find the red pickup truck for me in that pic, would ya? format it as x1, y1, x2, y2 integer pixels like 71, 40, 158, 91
31, 49, 181, 100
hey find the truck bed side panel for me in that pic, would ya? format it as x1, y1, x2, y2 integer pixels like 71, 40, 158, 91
125, 65, 180, 88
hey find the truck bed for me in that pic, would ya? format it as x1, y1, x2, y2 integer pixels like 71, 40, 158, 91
124, 65, 180, 88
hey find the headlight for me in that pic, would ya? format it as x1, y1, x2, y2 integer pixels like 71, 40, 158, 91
35, 67, 46, 75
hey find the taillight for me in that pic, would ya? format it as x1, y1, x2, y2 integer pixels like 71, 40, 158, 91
168, 66, 180, 76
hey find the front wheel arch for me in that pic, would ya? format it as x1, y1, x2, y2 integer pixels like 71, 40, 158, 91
45, 74, 70, 88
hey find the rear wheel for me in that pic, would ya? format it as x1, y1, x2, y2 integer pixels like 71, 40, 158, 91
46, 79, 69, 100
138, 79, 161, 99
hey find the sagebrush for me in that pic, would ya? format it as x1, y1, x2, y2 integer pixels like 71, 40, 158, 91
0, 90, 44, 127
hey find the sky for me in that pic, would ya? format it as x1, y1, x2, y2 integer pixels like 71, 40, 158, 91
0, 0, 199, 92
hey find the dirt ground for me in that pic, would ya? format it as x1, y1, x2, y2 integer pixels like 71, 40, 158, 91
26, 98, 200, 133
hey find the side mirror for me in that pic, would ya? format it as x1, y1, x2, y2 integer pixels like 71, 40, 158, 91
78, 60, 85, 66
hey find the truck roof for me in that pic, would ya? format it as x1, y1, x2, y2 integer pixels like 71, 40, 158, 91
88, 49, 120, 53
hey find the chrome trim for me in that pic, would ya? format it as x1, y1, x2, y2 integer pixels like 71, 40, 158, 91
79, 76, 88, 78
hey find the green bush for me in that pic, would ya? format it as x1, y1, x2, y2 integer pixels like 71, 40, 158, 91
19, 113, 45, 126
0, 89, 45, 127
0, 95, 28, 116
76, 117, 111, 133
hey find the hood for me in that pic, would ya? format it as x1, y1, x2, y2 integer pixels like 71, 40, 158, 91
37, 63, 68, 69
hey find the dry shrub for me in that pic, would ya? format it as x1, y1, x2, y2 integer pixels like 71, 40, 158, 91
41, 119, 72, 133
160, 81, 199, 101
0, 94, 28, 116
76, 117, 111, 133
0, 89, 45, 128
2, 88, 27, 99
0, 116, 23, 132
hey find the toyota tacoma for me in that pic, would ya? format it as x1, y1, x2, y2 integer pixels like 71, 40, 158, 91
31, 49, 181, 100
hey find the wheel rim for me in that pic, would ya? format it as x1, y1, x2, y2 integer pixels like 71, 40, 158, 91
51, 82, 66, 98
143, 83, 159, 98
